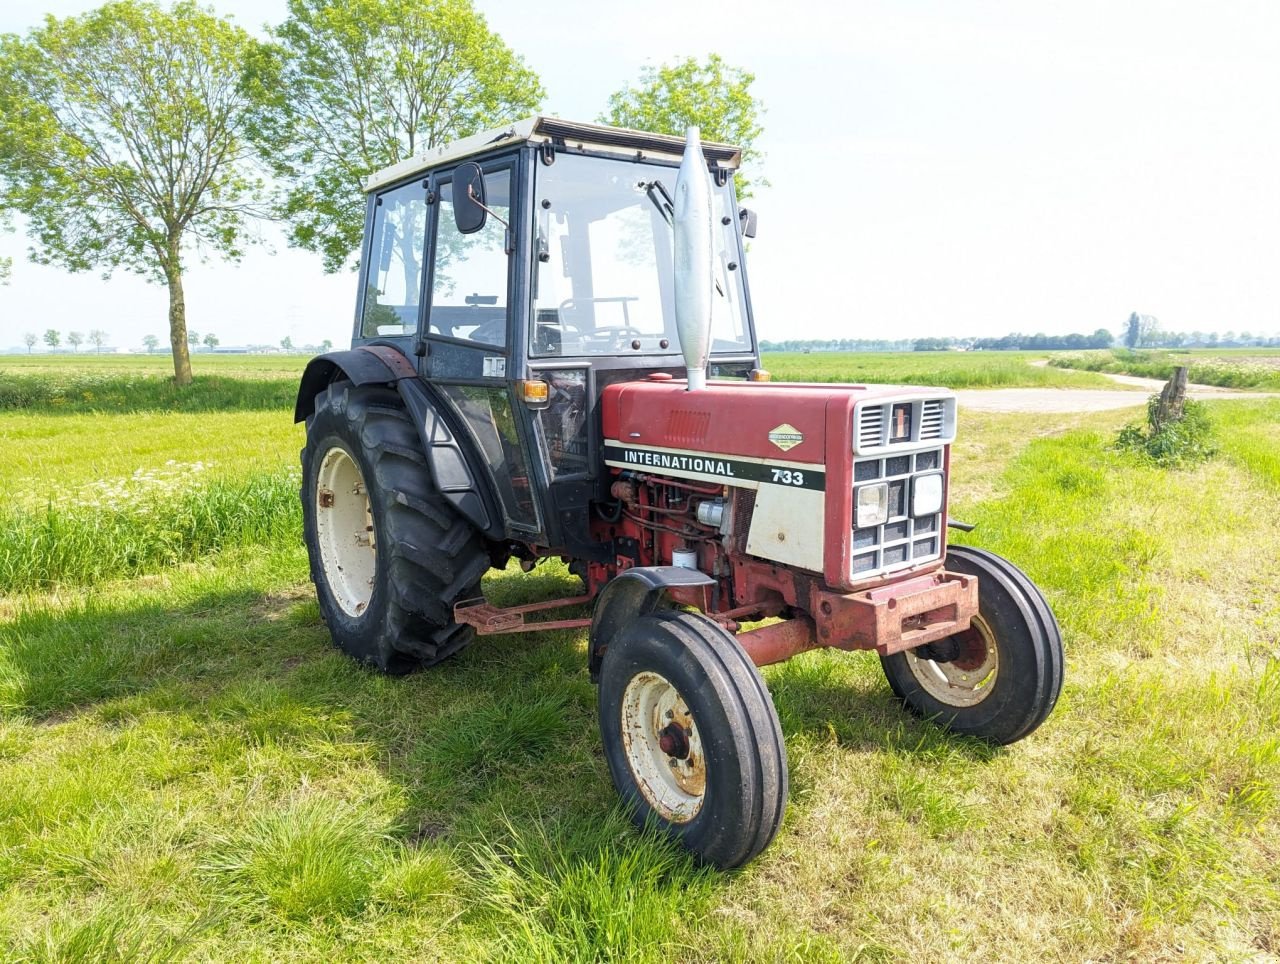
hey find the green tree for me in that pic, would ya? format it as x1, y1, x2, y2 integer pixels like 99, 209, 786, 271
258, 0, 543, 273
187, 330, 200, 347
43, 328, 60, 348
601, 54, 765, 197
0, 1, 272, 385
89, 328, 108, 352
1124, 312, 1140, 349
320, 338, 333, 352
280, 335, 293, 351
203, 332, 219, 349
67, 330, 84, 352
1140, 314, 1161, 348
23, 331, 36, 352
142, 333, 160, 353
0, 212, 11, 283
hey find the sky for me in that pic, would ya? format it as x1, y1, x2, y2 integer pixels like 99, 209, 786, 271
1, 0, 1278, 351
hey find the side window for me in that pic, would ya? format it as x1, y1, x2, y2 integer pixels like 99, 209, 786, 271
361, 182, 427, 338
429, 168, 511, 348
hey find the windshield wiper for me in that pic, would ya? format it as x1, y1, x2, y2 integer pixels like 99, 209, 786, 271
643, 180, 674, 225
643, 178, 726, 298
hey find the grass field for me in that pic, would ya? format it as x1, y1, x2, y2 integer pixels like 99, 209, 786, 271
1, 349, 1119, 416
1, 354, 1278, 960
763, 350, 1121, 389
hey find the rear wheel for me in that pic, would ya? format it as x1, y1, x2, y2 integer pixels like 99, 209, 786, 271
598, 611, 788, 869
301, 382, 490, 673
880, 546, 1063, 745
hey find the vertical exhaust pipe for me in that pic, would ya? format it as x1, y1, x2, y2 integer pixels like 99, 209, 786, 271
673, 126, 714, 391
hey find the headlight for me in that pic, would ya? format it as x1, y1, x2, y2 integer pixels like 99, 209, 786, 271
912, 473, 944, 517
855, 483, 889, 528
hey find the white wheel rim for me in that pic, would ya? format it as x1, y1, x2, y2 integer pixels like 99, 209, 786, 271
904, 614, 999, 707
620, 671, 706, 823
315, 445, 377, 617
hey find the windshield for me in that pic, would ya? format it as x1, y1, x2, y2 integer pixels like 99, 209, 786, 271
531, 152, 752, 358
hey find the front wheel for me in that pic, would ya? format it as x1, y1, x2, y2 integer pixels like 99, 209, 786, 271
598, 611, 788, 869
880, 545, 1064, 745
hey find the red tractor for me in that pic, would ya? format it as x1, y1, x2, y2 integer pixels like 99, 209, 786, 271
295, 117, 1063, 869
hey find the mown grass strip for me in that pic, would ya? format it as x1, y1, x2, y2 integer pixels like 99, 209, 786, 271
1209, 398, 1280, 493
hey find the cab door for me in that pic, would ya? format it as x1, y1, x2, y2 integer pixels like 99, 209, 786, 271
420, 159, 543, 538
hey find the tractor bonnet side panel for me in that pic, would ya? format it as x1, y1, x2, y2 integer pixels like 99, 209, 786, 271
600, 379, 851, 574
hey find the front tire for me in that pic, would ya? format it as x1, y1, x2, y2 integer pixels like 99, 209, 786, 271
598, 611, 788, 869
301, 383, 490, 674
880, 546, 1064, 745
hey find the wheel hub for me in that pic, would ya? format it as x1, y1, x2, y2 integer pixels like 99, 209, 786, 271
904, 616, 999, 707
658, 722, 691, 759
620, 671, 706, 822
314, 445, 377, 618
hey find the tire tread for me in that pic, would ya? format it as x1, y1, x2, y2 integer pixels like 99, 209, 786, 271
302, 382, 488, 671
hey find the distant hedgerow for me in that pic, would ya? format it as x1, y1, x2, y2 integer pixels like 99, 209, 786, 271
0, 372, 296, 413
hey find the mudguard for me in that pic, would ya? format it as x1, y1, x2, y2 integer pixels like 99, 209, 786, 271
588, 566, 716, 681
293, 346, 419, 423
294, 347, 501, 538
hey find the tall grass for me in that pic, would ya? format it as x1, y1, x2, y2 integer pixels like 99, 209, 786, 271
1050, 349, 1280, 390
0, 469, 300, 592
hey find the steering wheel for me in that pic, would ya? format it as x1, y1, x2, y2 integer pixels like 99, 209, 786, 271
469, 317, 506, 347
558, 296, 640, 318
584, 325, 646, 348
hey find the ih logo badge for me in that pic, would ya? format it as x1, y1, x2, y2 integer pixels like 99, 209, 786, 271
767, 423, 804, 452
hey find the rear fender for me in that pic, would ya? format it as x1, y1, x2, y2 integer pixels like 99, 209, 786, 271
295, 347, 501, 539
293, 346, 418, 423
588, 566, 715, 681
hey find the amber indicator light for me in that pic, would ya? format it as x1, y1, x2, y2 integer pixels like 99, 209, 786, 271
520, 380, 550, 405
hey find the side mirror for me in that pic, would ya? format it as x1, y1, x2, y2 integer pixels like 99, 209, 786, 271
738, 207, 758, 239
453, 161, 487, 234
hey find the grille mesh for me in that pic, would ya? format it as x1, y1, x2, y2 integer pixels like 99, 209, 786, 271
851, 448, 944, 577
920, 399, 945, 440
858, 406, 884, 449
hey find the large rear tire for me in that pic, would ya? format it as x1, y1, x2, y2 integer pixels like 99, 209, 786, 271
301, 382, 490, 674
880, 545, 1064, 745
598, 610, 788, 869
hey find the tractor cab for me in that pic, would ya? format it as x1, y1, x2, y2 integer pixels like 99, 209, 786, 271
350, 117, 759, 551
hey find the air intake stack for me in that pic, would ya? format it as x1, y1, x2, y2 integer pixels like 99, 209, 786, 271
673, 127, 715, 391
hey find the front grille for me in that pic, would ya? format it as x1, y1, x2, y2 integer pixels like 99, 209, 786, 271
850, 448, 944, 578
854, 397, 956, 453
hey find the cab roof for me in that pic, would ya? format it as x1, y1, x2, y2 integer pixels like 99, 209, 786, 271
364, 116, 742, 194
